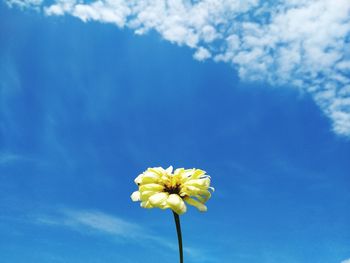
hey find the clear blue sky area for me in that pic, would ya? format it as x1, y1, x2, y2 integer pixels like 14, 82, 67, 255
1, 3, 350, 263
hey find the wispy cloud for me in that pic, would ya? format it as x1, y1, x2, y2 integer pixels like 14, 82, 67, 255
341, 259, 350, 263
0, 152, 39, 166
0, 153, 20, 164
36, 209, 143, 238
5, 0, 42, 9
34, 208, 209, 261
0, 152, 27, 165
5, 0, 350, 136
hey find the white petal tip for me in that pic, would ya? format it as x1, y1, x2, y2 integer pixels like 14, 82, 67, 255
131, 191, 140, 201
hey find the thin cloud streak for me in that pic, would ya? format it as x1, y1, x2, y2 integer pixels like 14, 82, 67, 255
35, 208, 149, 240
0, 153, 21, 164
0, 152, 35, 165
5, 0, 350, 136
35, 208, 209, 261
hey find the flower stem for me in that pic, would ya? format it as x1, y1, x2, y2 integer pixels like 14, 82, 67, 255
173, 211, 183, 263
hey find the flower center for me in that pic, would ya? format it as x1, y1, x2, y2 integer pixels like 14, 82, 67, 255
164, 184, 181, 195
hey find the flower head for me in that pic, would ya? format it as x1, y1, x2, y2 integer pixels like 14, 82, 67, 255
131, 166, 214, 215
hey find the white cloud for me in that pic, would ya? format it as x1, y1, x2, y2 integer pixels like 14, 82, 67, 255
0, 152, 33, 165
36, 208, 146, 239
35, 208, 206, 260
194, 47, 211, 61
0, 153, 20, 164
341, 259, 350, 263
5, 0, 42, 9
5, 0, 350, 136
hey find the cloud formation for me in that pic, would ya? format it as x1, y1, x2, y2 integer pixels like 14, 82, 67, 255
341, 259, 350, 263
5, 0, 350, 136
35, 208, 205, 260
36, 209, 144, 238
0, 153, 20, 164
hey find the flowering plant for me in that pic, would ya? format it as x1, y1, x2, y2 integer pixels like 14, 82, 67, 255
131, 166, 214, 263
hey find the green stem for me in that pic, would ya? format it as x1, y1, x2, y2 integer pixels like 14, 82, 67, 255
173, 211, 184, 263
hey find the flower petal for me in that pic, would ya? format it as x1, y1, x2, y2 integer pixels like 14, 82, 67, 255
191, 169, 206, 179
148, 192, 169, 208
185, 178, 210, 188
149, 167, 166, 176
140, 201, 153, 208
140, 183, 164, 192
181, 186, 212, 201
198, 189, 211, 201
174, 168, 184, 176
165, 166, 173, 174
140, 190, 158, 201
134, 174, 144, 185
180, 169, 195, 182
135, 170, 162, 185
184, 197, 207, 212
167, 194, 187, 215
181, 185, 202, 195
131, 191, 140, 202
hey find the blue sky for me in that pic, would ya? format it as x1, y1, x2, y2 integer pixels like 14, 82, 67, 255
1, 1, 350, 263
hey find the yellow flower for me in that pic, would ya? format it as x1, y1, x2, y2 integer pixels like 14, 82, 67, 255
131, 166, 214, 215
